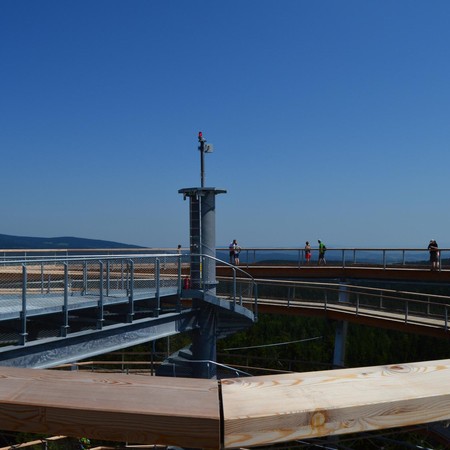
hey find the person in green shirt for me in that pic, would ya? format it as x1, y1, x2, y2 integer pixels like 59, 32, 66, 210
318, 239, 327, 265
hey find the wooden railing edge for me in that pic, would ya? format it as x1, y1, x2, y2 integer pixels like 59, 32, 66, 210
0, 360, 449, 449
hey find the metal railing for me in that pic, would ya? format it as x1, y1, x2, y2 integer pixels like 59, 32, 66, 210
2, 247, 448, 270
246, 278, 450, 332
0, 253, 185, 345
197, 253, 258, 317
0, 252, 259, 346
216, 247, 449, 270
0, 251, 447, 348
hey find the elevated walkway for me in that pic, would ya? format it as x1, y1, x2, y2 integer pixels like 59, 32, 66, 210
0, 254, 255, 368
0, 251, 448, 448
217, 264, 450, 283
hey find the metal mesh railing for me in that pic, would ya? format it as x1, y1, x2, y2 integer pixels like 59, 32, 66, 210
0, 254, 183, 345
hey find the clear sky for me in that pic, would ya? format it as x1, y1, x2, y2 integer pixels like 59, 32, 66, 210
1, 1, 449, 249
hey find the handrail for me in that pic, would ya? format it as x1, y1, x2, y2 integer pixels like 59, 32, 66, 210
194, 253, 258, 316
1, 246, 448, 269
0, 252, 260, 347
239, 277, 450, 332
0, 252, 448, 348
0, 361, 449, 448
0, 254, 185, 346
215, 246, 448, 271
0, 252, 183, 266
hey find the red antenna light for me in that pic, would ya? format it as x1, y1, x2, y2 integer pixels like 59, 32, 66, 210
198, 131, 203, 141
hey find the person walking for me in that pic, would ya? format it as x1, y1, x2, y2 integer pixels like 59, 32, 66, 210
304, 241, 311, 264
318, 239, 327, 265
428, 239, 439, 271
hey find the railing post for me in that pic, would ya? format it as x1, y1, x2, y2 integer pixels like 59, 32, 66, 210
40, 262, 44, 294
342, 249, 345, 268
127, 259, 134, 323
177, 255, 182, 312
97, 260, 104, 329
254, 283, 258, 321
155, 258, 161, 317
106, 260, 110, 297
232, 267, 237, 309
239, 280, 243, 306
20, 264, 28, 345
383, 249, 387, 269
61, 263, 69, 337
121, 260, 125, 290
82, 261, 88, 296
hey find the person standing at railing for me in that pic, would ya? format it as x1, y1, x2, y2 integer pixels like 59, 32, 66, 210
305, 241, 311, 264
229, 240, 237, 264
234, 240, 242, 265
318, 239, 327, 265
229, 239, 241, 265
428, 239, 439, 271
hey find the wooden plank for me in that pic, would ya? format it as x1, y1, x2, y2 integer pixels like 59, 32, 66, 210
1, 361, 449, 449
0, 367, 220, 449
221, 359, 450, 448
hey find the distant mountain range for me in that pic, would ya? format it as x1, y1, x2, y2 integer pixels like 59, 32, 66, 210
0, 233, 141, 250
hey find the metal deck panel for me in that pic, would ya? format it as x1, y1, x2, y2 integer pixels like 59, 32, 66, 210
0, 287, 179, 320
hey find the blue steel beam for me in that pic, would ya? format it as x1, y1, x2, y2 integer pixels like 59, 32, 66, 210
0, 309, 198, 368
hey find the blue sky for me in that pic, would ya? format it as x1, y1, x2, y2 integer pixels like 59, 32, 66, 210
1, 1, 450, 248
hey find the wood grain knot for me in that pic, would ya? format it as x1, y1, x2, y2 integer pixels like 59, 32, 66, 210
388, 364, 409, 373
310, 411, 327, 428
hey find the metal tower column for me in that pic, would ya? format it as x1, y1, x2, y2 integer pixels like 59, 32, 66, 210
179, 187, 226, 379
178, 132, 227, 378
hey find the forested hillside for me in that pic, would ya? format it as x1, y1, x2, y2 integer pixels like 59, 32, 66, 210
0, 233, 140, 249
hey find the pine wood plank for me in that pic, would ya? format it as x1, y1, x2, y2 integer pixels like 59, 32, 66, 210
1, 361, 449, 449
0, 367, 219, 449
221, 359, 450, 448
